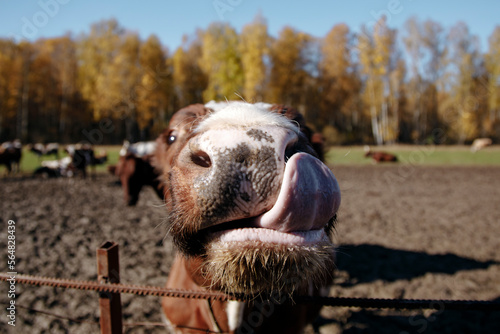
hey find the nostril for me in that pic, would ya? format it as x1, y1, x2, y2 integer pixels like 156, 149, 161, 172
191, 150, 212, 168
284, 142, 300, 163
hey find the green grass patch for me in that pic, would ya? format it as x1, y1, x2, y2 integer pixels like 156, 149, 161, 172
326, 145, 500, 166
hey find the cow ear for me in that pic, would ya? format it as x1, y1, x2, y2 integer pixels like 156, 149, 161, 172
269, 104, 306, 128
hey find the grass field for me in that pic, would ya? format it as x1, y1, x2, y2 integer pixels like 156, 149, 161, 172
326, 145, 500, 166
1, 144, 500, 175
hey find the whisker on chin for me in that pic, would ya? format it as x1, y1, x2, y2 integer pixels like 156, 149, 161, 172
201, 240, 336, 299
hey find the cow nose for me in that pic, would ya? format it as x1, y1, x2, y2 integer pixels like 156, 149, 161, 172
188, 127, 298, 171
187, 126, 299, 225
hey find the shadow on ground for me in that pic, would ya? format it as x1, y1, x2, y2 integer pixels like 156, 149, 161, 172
314, 300, 500, 334
335, 244, 499, 286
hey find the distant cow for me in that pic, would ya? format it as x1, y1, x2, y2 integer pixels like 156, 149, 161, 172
0, 140, 22, 174
112, 141, 163, 206
29, 143, 59, 159
364, 146, 398, 162
93, 150, 108, 165
65, 144, 108, 178
33, 156, 72, 178
471, 138, 492, 153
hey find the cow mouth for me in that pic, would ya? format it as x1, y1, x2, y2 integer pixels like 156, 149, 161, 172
201, 222, 336, 297
204, 152, 340, 247
205, 219, 333, 247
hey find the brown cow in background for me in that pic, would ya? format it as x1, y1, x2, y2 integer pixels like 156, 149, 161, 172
364, 145, 398, 163
111, 141, 163, 206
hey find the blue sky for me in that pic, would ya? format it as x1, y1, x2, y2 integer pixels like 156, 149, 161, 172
1, 0, 499, 52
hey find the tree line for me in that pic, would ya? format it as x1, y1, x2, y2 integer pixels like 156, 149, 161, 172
1, 15, 499, 145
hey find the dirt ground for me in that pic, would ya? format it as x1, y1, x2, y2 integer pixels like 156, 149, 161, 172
1, 165, 499, 334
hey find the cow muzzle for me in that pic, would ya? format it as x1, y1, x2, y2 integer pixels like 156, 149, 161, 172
176, 125, 340, 245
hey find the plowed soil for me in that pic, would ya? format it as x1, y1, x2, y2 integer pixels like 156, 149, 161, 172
1, 165, 499, 333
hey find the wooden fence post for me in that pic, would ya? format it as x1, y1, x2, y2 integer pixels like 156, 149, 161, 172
97, 241, 123, 334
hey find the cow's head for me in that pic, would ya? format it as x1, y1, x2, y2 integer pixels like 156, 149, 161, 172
155, 102, 341, 297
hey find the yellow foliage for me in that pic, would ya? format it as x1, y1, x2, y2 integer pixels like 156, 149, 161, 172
239, 14, 269, 102
200, 23, 243, 102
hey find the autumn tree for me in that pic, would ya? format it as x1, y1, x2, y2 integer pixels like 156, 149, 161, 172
16, 41, 33, 142
30, 39, 65, 140
389, 58, 408, 142
98, 32, 143, 141
446, 22, 482, 143
358, 17, 398, 145
172, 33, 206, 108
136, 34, 170, 136
402, 17, 448, 142
200, 23, 243, 101
403, 17, 426, 141
267, 26, 313, 108
420, 19, 448, 142
0, 39, 22, 141
77, 19, 123, 121
51, 36, 78, 141
25, 37, 80, 142
319, 23, 361, 143
485, 26, 500, 135
239, 13, 269, 102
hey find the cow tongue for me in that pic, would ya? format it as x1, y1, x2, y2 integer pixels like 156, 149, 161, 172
255, 153, 340, 232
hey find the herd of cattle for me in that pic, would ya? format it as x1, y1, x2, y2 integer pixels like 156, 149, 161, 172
0, 133, 495, 203
0, 135, 495, 203
0, 141, 108, 178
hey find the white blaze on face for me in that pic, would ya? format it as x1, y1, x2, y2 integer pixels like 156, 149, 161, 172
198, 101, 299, 133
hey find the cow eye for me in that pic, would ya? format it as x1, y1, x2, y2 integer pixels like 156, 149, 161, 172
167, 132, 177, 145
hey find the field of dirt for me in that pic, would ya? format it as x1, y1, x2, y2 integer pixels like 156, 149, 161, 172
1, 165, 500, 333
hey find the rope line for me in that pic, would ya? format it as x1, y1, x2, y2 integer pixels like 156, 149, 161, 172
3, 272, 500, 311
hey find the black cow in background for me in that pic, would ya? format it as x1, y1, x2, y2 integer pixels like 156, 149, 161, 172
0, 140, 22, 175
65, 144, 108, 178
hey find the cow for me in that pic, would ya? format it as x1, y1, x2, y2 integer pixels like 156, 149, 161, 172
364, 145, 398, 163
112, 141, 164, 206
153, 102, 341, 334
470, 138, 492, 152
0, 140, 22, 174
65, 144, 108, 178
33, 156, 72, 178
29, 142, 59, 159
